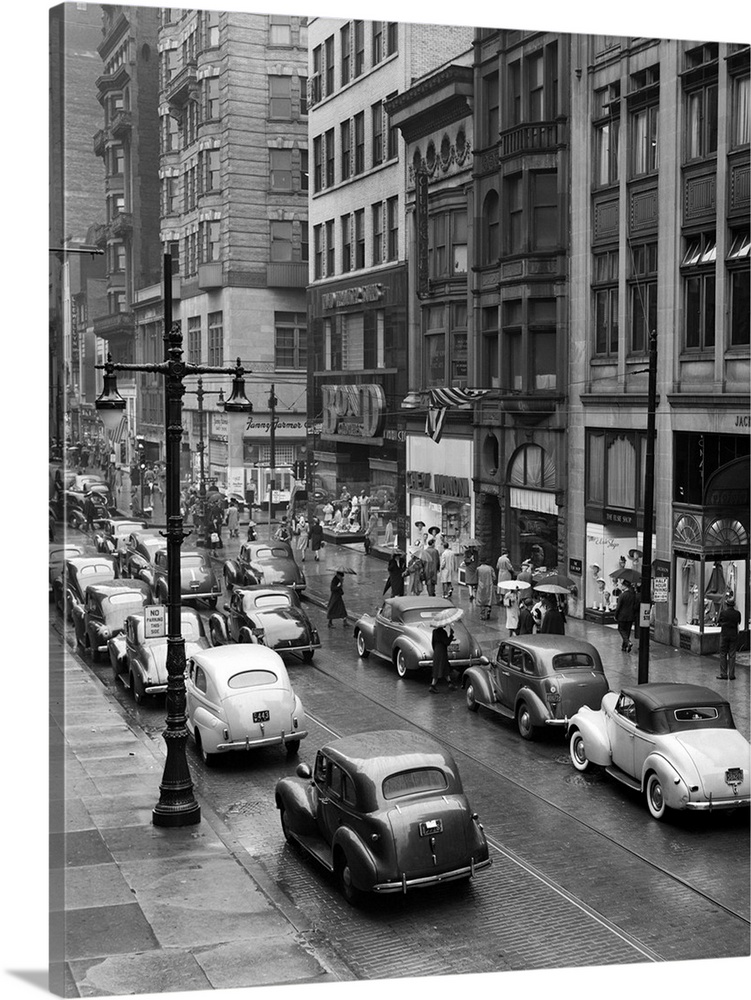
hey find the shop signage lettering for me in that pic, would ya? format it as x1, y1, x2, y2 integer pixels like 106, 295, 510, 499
321, 283, 385, 310
407, 471, 432, 491
245, 417, 305, 432
653, 559, 670, 579
569, 558, 583, 576
384, 428, 406, 442
434, 474, 470, 498
322, 383, 386, 438
604, 508, 636, 527
653, 578, 669, 602
735, 415, 750, 427
706, 488, 749, 506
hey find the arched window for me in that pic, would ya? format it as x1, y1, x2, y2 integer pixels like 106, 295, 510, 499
482, 190, 499, 264
508, 444, 557, 489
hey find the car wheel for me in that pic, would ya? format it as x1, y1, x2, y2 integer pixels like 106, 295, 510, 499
206, 596, 218, 609
395, 648, 409, 678
194, 729, 217, 768
238, 629, 254, 644
88, 632, 101, 664
646, 772, 667, 821
286, 739, 300, 757
516, 702, 535, 740
279, 805, 294, 845
223, 571, 234, 592
569, 730, 591, 772
302, 650, 314, 663
355, 630, 369, 658
131, 671, 146, 705
465, 682, 479, 712
336, 853, 363, 906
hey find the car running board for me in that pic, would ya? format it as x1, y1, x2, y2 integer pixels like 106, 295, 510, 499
605, 765, 641, 791
477, 700, 515, 721
291, 831, 334, 872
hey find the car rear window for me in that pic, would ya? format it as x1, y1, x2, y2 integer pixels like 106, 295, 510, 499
106, 592, 145, 606
649, 704, 736, 734
401, 609, 445, 624
254, 547, 289, 560
250, 594, 291, 610
79, 565, 114, 578
382, 767, 448, 800
182, 556, 205, 569
552, 653, 597, 670
227, 669, 278, 689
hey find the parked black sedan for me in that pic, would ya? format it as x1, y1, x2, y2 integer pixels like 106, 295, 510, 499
208, 585, 320, 662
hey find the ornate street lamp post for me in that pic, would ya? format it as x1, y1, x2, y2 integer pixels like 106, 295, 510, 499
184, 377, 226, 549
96, 254, 252, 827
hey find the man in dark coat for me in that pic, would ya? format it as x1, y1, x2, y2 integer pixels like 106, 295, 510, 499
539, 596, 565, 634
384, 554, 405, 597
309, 518, 324, 560
429, 625, 456, 693
717, 596, 742, 680
518, 597, 535, 635
326, 570, 348, 627
614, 582, 638, 651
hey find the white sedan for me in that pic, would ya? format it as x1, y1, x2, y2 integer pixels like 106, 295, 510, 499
567, 682, 750, 820
185, 645, 307, 766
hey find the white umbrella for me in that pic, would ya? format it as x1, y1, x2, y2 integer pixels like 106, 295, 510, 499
498, 579, 532, 592
428, 607, 464, 628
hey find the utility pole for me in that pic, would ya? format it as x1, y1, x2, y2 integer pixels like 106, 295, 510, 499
268, 384, 277, 539
637, 329, 658, 684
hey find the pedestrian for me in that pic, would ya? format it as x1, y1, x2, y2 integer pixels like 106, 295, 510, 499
83, 494, 98, 533
717, 596, 742, 680
364, 513, 378, 555
421, 538, 440, 596
359, 491, 370, 529
504, 590, 521, 634
384, 552, 405, 597
429, 623, 457, 694
495, 548, 514, 604
274, 517, 291, 542
463, 545, 479, 602
209, 509, 223, 551
296, 516, 309, 561
226, 501, 240, 539
614, 581, 637, 651
531, 597, 545, 631
518, 596, 535, 634
309, 517, 324, 560
540, 595, 566, 634
326, 570, 348, 628
439, 542, 457, 598
247, 519, 258, 541
476, 557, 495, 620
322, 501, 334, 524
404, 551, 425, 595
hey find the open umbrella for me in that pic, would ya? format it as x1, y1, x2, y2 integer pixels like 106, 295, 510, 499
428, 607, 464, 628
534, 582, 571, 595
611, 568, 641, 585
498, 579, 532, 592
516, 571, 534, 585
535, 572, 576, 590
465, 538, 480, 548
334, 566, 358, 575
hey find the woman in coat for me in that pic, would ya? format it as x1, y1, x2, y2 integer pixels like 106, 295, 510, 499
295, 516, 309, 561
463, 546, 479, 602
384, 553, 405, 597
429, 625, 456, 693
439, 543, 457, 598
504, 590, 520, 635
309, 517, 324, 561
404, 552, 425, 595
326, 571, 348, 628
364, 513, 379, 555
476, 558, 495, 620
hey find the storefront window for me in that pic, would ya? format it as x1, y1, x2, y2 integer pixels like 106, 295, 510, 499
585, 523, 654, 614
675, 556, 746, 631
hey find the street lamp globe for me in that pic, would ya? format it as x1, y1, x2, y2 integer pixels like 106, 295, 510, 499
222, 357, 253, 434
95, 362, 127, 434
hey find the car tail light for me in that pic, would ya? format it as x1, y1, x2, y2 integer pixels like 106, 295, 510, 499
293, 717, 299, 729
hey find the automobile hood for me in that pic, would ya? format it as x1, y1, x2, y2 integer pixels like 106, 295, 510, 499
221, 687, 294, 741
256, 610, 311, 646
672, 730, 751, 799
386, 796, 470, 877
552, 670, 610, 716
145, 640, 206, 685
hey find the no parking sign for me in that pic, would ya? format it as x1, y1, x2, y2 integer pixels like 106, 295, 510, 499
144, 605, 166, 638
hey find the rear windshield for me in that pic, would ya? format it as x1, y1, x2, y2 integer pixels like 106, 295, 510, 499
401, 609, 451, 625
247, 594, 291, 610
650, 704, 735, 734
79, 564, 114, 578
105, 593, 145, 606
552, 653, 597, 670
182, 556, 206, 569
254, 547, 289, 560
227, 669, 278, 689
383, 767, 448, 800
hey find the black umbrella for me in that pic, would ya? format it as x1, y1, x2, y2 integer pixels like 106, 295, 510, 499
612, 568, 641, 585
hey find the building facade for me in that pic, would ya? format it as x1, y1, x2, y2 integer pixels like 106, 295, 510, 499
157, 8, 310, 505
307, 16, 473, 547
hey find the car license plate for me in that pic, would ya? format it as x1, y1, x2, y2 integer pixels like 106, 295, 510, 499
253, 710, 270, 723
419, 819, 443, 837
725, 767, 744, 784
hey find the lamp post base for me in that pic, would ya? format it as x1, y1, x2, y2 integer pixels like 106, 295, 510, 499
152, 800, 201, 827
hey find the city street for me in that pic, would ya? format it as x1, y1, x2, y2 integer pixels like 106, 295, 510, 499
51, 515, 750, 991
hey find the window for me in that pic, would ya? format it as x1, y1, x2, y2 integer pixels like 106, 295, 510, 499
269, 75, 291, 118
311, 45, 322, 105
299, 76, 308, 116
163, 176, 179, 215
110, 144, 124, 176
301, 221, 309, 262
451, 303, 468, 385
682, 232, 716, 350
354, 112, 365, 174
341, 313, 364, 369
592, 249, 619, 357
528, 51, 544, 121
203, 76, 219, 120
386, 196, 398, 260
314, 224, 323, 279
300, 148, 308, 191
325, 128, 335, 186
685, 83, 718, 161
373, 22, 383, 65
386, 91, 399, 159
275, 312, 307, 369
629, 240, 657, 354
325, 34, 334, 95
340, 121, 351, 180
203, 9, 220, 48
183, 100, 198, 147
184, 231, 198, 276
731, 75, 750, 147
529, 299, 557, 390
593, 85, 620, 187
532, 172, 558, 249
183, 164, 197, 211
428, 209, 467, 277
631, 104, 659, 176
325, 219, 335, 274
271, 221, 293, 262
110, 242, 125, 273
387, 22, 398, 54
182, 30, 196, 65
424, 305, 445, 386
269, 15, 291, 46
507, 174, 523, 253
161, 113, 179, 153
481, 306, 500, 387
342, 215, 352, 271
270, 149, 292, 191
201, 148, 220, 192
313, 135, 322, 192
200, 220, 220, 262
341, 23, 351, 86
208, 312, 223, 365
728, 229, 750, 346
483, 71, 499, 146
354, 21, 365, 77
372, 101, 383, 166
187, 316, 201, 365
507, 42, 558, 124
165, 240, 180, 275
355, 209, 365, 268
482, 190, 500, 263
372, 202, 383, 264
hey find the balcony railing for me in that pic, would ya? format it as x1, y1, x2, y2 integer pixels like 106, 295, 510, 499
110, 110, 132, 139
500, 120, 564, 158
110, 212, 133, 238
165, 62, 198, 108
93, 129, 107, 157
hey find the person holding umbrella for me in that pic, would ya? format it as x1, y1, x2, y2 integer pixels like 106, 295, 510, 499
504, 588, 520, 634
614, 580, 638, 651
428, 608, 462, 693
327, 568, 350, 628
495, 548, 514, 605
518, 597, 535, 634
539, 595, 565, 634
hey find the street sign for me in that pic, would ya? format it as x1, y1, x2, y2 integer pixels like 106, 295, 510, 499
639, 603, 652, 629
653, 578, 669, 603
144, 605, 166, 638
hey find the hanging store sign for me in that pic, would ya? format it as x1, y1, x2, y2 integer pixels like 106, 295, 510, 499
407, 470, 470, 499
211, 412, 228, 436
321, 283, 385, 311
322, 383, 386, 439
604, 508, 636, 527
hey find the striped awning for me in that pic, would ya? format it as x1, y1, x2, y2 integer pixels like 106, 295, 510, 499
108, 415, 129, 445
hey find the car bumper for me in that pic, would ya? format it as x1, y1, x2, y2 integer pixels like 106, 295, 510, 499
416, 656, 483, 669
145, 684, 168, 696
684, 796, 750, 811
182, 589, 221, 601
373, 856, 492, 893
216, 731, 308, 752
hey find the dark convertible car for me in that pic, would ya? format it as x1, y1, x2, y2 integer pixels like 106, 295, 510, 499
208, 585, 320, 661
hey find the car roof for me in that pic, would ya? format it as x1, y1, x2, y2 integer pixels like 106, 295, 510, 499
323, 730, 454, 773
86, 580, 148, 599
386, 597, 456, 613
237, 585, 297, 599
67, 556, 115, 570
621, 683, 730, 711
191, 643, 288, 681
500, 635, 602, 657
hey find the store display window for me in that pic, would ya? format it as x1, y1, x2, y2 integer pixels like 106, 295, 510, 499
674, 556, 746, 632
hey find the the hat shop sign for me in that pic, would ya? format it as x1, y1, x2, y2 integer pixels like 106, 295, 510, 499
322, 383, 386, 442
